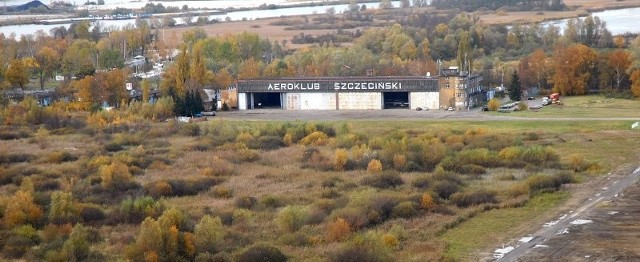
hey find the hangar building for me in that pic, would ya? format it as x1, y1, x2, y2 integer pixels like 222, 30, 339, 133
236, 67, 483, 110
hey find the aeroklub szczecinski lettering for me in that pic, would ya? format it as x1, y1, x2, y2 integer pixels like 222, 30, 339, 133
266, 82, 402, 91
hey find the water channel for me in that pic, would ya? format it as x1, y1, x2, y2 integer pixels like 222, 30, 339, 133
0, 1, 400, 37
0, 2, 638, 38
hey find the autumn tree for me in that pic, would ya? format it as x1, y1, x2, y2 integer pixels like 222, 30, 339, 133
5, 58, 30, 88
238, 58, 262, 79
70, 76, 96, 110
607, 49, 631, 90
187, 44, 213, 90
263, 60, 293, 77
99, 160, 133, 190
213, 68, 234, 90
551, 44, 597, 95
3, 186, 43, 228
631, 70, 640, 97
35, 46, 60, 90
518, 49, 549, 90
94, 68, 128, 107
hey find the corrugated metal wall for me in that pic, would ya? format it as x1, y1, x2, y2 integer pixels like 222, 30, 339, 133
410, 92, 439, 110
338, 92, 382, 110
238, 93, 248, 110
286, 93, 337, 110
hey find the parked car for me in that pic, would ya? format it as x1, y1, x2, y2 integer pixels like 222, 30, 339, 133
527, 96, 535, 100
529, 105, 542, 110
447, 106, 455, 111
482, 106, 489, 111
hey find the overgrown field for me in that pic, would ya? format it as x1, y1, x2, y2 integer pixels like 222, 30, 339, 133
1, 106, 639, 261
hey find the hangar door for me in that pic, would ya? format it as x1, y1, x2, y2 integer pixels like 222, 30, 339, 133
249, 93, 284, 109
383, 92, 409, 109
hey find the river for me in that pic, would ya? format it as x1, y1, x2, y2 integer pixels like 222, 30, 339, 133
0, 2, 638, 38
544, 7, 640, 35
0, 1, 400, 37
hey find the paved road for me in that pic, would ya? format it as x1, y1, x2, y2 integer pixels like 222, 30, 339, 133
497, 165, 640, 262
215, 109, 639, 122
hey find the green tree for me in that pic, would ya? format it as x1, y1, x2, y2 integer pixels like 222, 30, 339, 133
457, 31, 472, 72
509, 71, 522, 101
98, 48, 124, 70
126, 217, 162, 261
62, 39, 97, 79
60, 224, 91, 261
141, 79, 150, 103
194, 215, 224, 254
49, 191, 76, 224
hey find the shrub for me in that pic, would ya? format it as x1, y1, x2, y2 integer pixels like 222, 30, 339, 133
196, 252, 231, 262
391, 201, 418, 218
112, 196, 165, 224
283, 133, 293, 146
507, 182, 530, 197
525, 174, 562, 193
326, 218, 351, 241
260, 195, 283, 208
322, 176, 343, 188
278, 232, 312, 247
381, 233, 399, 248
236, 147, 260, 162
411, 175, 431, 189
179, 123, 201, 136
99, 160, 134, 190
2, 235, 35, 258
328, 245, 380, 262
367, 159, 383, 173
450, 190, 498, 208
44, 151, 78, 164
330, 208, 368, 230
235, 196, 257, 209
432, 180, 460, 199
392, 154, 407, 170
334, 149, 349, 171
211, 185, 234, 199
0, 153, 35, 164
421, 193, 435, 210
145, 181, 173, 198
299, 131, 328, 146
248, 136, 284, 150
235, 244, 287, 262
277, 206, 307, 232
156, 178, 223, 197
79, 205, 106, 223
360, 172, 403, 189
487, 98, 500, 111
305, 206, 328, 224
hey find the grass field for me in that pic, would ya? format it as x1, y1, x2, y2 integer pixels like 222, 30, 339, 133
494, 95, 640, 118
3, 96, 640, 261
441, 192, 570, 261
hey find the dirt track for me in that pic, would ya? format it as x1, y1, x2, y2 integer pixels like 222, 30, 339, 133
213, 108, 639, 122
